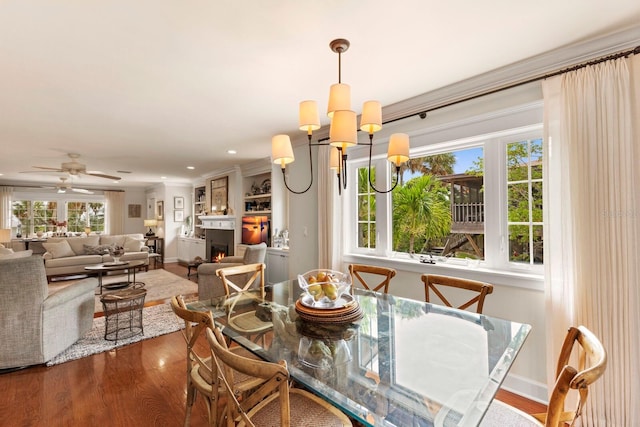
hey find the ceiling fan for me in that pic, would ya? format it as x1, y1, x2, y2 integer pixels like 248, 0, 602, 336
40, 177, 94, 194
21, 153, 121, 181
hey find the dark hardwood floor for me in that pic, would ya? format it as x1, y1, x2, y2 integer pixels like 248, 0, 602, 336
0, 262, 546, 426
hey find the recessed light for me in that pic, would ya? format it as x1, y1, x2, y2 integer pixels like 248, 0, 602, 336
161, 176, 167, 179
187, 166, 195, 170
227, 150, 237, 155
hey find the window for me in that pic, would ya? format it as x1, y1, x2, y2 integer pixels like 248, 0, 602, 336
11, 198, 105, 236
349, 124, 543, 274
67, 201, 105, 233
12, 200, 58, 237
506, 139, 543, 265
356, 167, 377, 249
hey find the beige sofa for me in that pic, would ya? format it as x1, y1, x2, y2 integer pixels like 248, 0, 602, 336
42, 233, 150, 281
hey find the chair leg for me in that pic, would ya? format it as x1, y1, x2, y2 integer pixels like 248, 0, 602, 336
184, 384, 196, 427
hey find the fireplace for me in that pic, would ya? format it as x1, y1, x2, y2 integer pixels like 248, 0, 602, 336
205, 228, 234, 262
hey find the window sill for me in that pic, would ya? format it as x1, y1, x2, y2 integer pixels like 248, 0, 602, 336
342, 253, 544, 291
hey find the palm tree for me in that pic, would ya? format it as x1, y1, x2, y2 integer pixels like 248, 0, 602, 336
392, 174, 451, 254
424, 153, 455, 176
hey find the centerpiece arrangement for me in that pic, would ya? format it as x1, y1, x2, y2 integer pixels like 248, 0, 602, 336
296, 269, 362, 323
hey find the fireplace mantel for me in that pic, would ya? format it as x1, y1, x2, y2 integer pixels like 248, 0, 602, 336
199, 215, 236, 230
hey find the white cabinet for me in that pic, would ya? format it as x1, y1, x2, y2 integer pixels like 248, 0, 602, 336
266, 248, 289, 285
178, 237, 206, 263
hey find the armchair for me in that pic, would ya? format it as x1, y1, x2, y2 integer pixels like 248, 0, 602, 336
0, 255, 97, 369
197, 242, 267, 301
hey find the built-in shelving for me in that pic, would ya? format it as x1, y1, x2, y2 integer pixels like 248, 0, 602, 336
194, 185, 206, 239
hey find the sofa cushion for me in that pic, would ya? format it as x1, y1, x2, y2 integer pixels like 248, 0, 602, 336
123, 236, 144, 252
83, 244, 113, 255
0, 249, 32, 259
45, 254, 103, 268
64, 236, 100, 255
99, 235, 126, 247
42, 241, 76, 259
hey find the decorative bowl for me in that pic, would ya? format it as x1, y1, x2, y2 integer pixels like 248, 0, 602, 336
298, 269, 352, 308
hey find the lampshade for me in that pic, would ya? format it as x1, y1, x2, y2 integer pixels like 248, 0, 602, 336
329, 147, 340, 170
360, 101, 382, 134
387, 133, 410, 166
327, 83, 351, 117
144, 219, 158, 227
299, 100, 321, 133
0, 228, 11, 244
272, 134, 295, 167
329, 110, 358, 149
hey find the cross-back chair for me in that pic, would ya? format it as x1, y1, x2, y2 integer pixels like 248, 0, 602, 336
216, 263, 273, 341
170, 295, 262, 426
421, 274, 494, 314
482, 325, 607, 426
205, 327, 353, 427
349, 264, 397, 294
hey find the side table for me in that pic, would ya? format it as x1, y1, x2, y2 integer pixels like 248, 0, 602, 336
100, 287, 147, 342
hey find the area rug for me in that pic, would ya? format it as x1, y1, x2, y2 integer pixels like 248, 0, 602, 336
46, 303, 184, 366
48, 269, 198, 313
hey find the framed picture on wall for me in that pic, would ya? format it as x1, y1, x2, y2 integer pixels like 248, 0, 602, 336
174, 196, 184, 209
156, 201, 164, 220
210, 176, 228, 214
174, 210, 184, 222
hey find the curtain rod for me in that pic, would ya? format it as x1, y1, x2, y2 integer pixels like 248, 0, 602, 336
319, 44, 640, 142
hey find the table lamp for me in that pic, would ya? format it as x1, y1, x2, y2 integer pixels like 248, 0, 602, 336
0, 228, 11, 246
144, 219, 157, 236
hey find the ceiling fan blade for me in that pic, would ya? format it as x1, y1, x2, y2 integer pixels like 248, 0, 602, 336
20, 169, 62, 173
72, 188, 94, 194
83, 171, 121, 180
32, 166, 65, 171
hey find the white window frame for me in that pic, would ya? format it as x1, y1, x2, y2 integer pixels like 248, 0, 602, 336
345, 101, 545, 281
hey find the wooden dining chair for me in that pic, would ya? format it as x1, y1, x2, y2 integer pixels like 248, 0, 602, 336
421, 274, 493, 314
170, 295, 262, 427
216, 263, 273, 341
205, 327, 353, 427
349, 264, 397, 294
481, 325, 607, 427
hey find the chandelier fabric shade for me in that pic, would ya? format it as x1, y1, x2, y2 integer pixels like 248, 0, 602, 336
329, 110, 358, 149
271, 134, 295, 167
387, 133, 410, 166
272, 38, 411, 195
327, 83, 351, 117
299, 101, 321, 133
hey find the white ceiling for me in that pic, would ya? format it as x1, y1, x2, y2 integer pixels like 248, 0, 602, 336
1, 1, 639, 190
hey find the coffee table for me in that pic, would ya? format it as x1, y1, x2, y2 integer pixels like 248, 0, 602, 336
85, 260, 146, 295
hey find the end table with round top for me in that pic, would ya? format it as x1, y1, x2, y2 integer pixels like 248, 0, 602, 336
85, 260, 146, 295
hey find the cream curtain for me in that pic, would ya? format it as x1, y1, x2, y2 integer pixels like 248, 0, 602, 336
0, 186, 13, 229
317, 146, 342, 270
543, 54, 640, 426
104, 190, 125, 235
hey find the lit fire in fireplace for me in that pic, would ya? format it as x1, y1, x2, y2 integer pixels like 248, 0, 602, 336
213, 252, 226, 263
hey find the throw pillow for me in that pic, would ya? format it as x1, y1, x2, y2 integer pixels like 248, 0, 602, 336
0, 247, 14, 255
83, 244, 113, 255
42, 240, 76, 259
0, 249, 33, 259
123, 237, 144, 252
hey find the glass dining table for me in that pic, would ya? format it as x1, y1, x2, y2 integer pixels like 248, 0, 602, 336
188, 279, 531, 427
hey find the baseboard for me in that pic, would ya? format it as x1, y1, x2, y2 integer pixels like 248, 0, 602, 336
501, 373, 548, 404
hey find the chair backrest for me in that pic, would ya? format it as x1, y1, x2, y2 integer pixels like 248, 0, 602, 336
421, 274, 493, 314
349, 264, 397, 294
206, 327, 290, 427
169, 295, 214, 373
541, 325, 607, 427
216, 263, 266, 296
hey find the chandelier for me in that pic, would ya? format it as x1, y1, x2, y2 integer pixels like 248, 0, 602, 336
271, 38, 410, 195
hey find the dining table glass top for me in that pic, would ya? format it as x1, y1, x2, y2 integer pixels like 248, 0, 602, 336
188, 279, 531, 427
